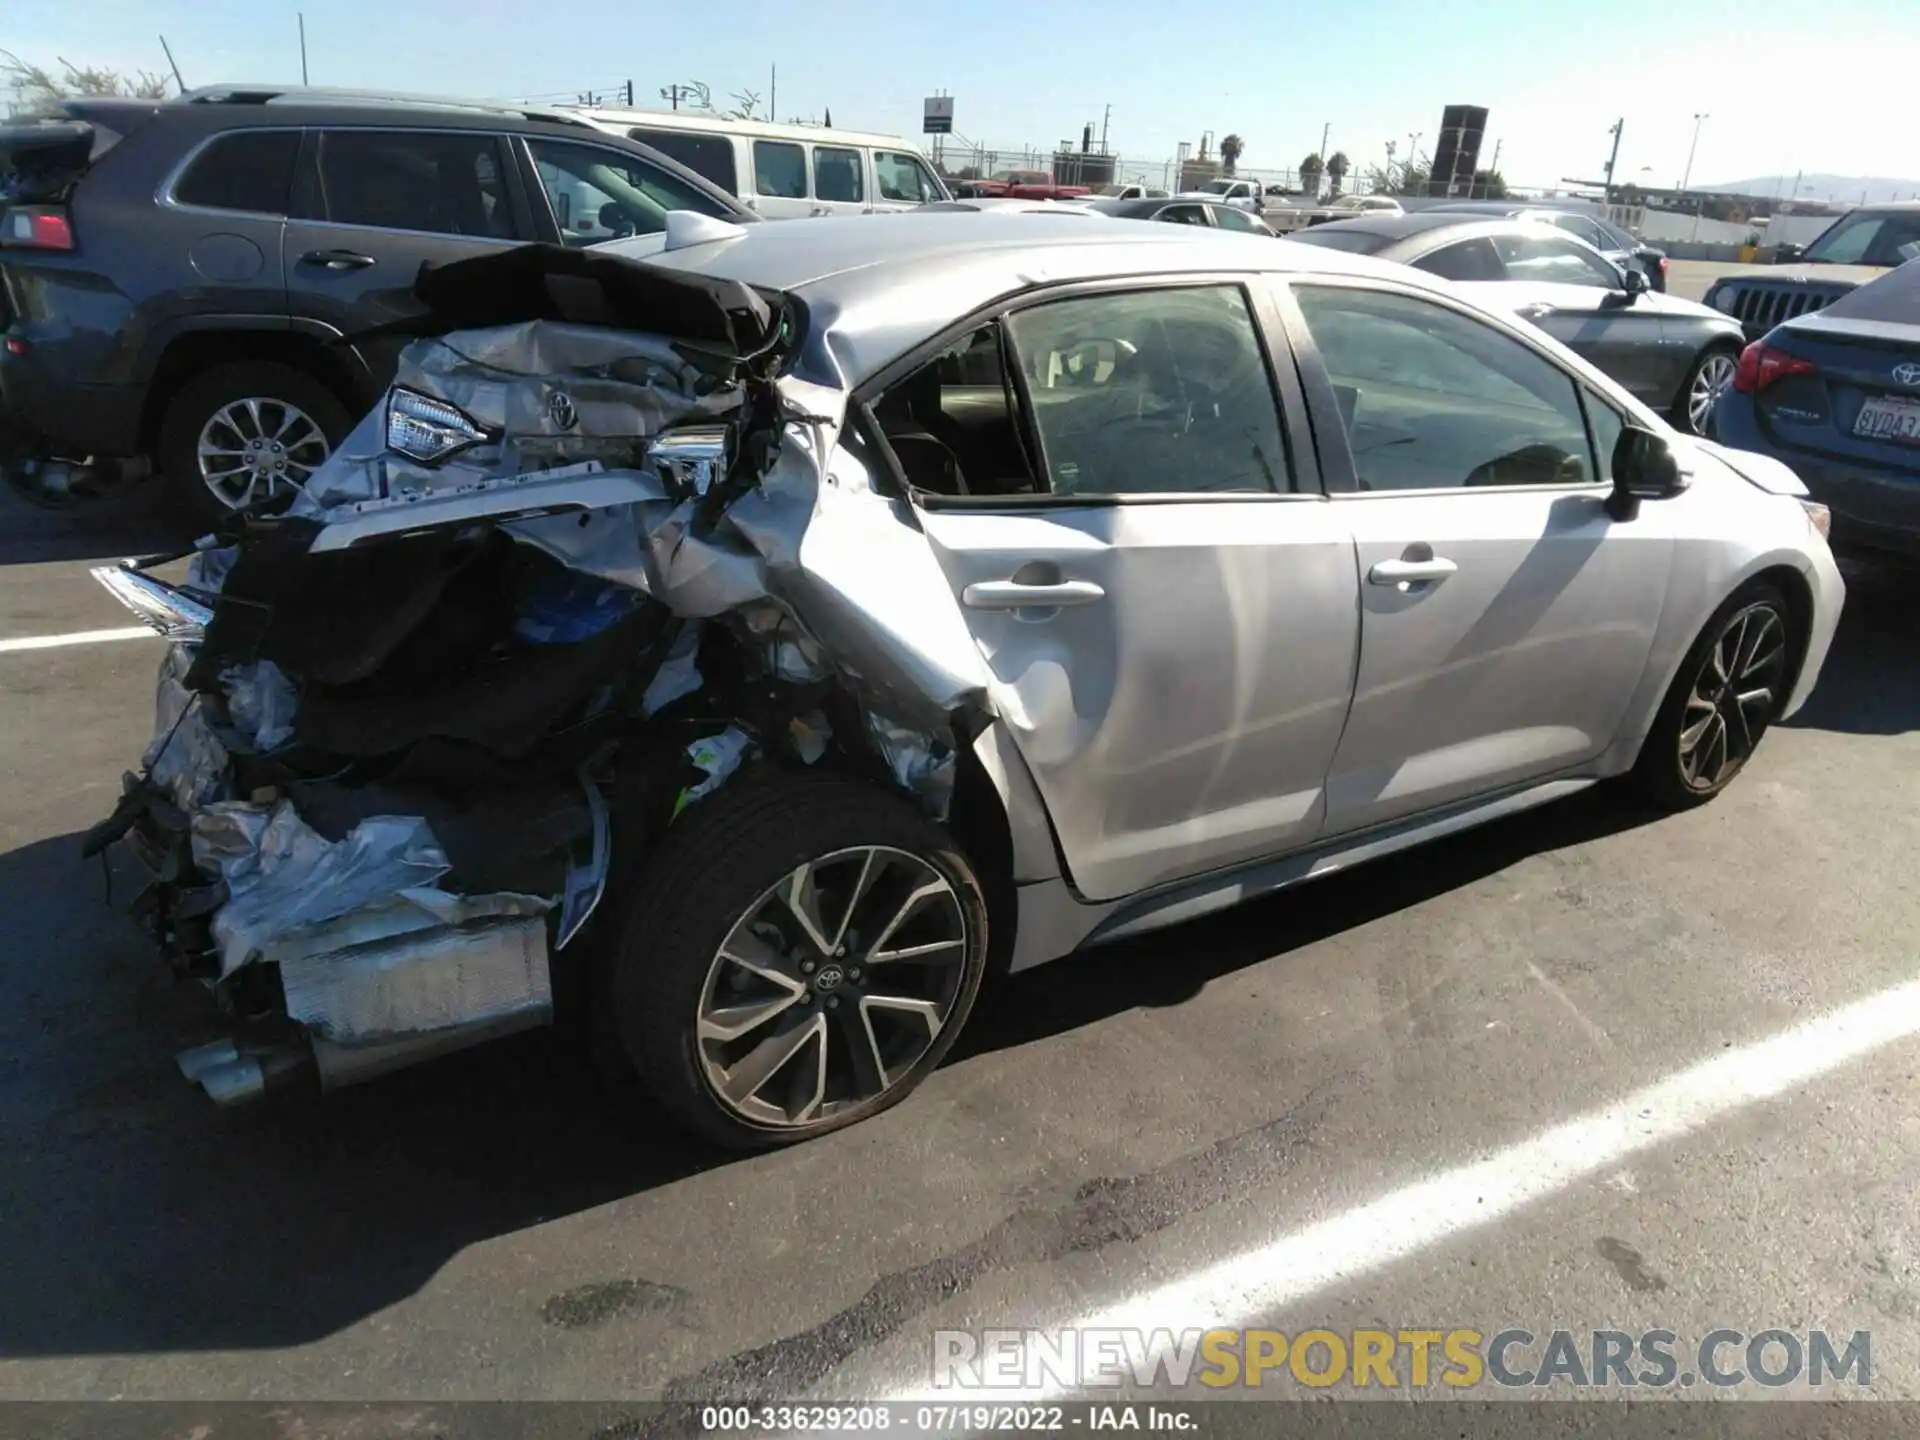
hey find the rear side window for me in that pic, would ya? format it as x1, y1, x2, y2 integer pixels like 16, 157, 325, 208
753, 140, 807, 198
1413, 237, 1506, 282
173, 131, 300, 215
813, 145, 863, 203
318, 131, 514, 237
629, 127, 738, 194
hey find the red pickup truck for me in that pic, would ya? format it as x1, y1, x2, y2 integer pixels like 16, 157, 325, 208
953, 168, 1091, 201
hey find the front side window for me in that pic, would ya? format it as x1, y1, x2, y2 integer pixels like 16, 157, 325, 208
1803, 211, 1920, 266
753, 140, 807, 198
629, 127, 738, 194
1158, 204, 1211, 227
526, 137, 731, 246
1005, 284, 1290, 497
1492, 233, 1621, 289
813, 145, 864, 203
173, 130, 300, 215
1291, 284, 1598, 492
875, 150, 942, 204
1545, 213, 1609, 249
318, 131, 514, 237
1212, 205, 1266, 233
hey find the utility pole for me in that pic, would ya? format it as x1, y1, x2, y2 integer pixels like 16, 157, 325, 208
1099, 103, 1111, 152
158, 34, 187, 93
1680, 112, 1707, 191
298, 14, 308, 85
1487, 137, 1502, 194
1601, 117, 1624, 202
769, 65, 776, 122
1318, 121, 1330, 170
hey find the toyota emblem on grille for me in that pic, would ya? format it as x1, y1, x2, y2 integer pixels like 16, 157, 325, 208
1892, 363, 1920, 388
547, 391, 578, 430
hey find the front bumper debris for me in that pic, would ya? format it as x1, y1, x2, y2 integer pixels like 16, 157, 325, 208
87, 241, 995, 1105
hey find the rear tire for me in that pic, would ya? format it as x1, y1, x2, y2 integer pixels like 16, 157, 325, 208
1634, 581, 1795, 810
158, 361, 353, 530
603, 769, 989, 1150
1673, 344, 1740, 437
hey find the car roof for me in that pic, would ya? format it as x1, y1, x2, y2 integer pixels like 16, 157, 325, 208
617, 211, 1427, 380
569, 106, 915, 150
1291, 211, 1487, 241
1088, 197, 1217, 217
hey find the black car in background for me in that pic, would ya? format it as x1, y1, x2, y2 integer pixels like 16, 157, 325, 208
1086, 195, 1278, 236
1703, 202, 1920, 343
1287, 214, 1745, 433
1424, 200, 1669, 292
1710, 258, 1920, 556
0, 86, 751, 522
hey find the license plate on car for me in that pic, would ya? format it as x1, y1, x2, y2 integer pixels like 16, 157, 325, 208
1853, 394, 1920, 444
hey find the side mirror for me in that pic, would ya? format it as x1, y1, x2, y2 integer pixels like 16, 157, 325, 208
1773, 243, 1805, 264
1623, 267, 1649, 296
1607, 425, 1686, 520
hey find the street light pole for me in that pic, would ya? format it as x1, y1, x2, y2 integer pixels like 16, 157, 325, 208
1681, 112, 1707, 192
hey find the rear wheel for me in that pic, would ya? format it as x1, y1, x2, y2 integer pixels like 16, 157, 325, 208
158, 362, 353, 529
604, 770, 989, 1149
1675, 344, 1740, 437
1635, 582, 1794, 809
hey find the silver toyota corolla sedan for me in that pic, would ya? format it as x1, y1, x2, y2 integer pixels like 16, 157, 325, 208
92, 211, 1844, 1149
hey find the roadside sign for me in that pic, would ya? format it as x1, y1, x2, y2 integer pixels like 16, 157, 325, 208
924, 96, 953, 135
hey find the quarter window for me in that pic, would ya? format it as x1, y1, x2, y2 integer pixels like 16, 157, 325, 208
1291, 284, 1599, 492
318, 131, 514, 238
173, 130, 300, 215
1005, 284, 1291, 497
875, 150, 941, 204
753, 140, 807, 198
1158, 204, 1210, 226
1412, 237, 1506, 282
1212, 205, 1267, 233
813, 146, 864, 204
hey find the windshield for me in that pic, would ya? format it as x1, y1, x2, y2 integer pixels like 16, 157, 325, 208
1802, 210, 1920, 266
1199, 180, 1236, 194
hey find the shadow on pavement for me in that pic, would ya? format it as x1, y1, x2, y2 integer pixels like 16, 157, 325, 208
1784, 551, 1920, 736
0, 779, 1662, 1361
955, 783, 1661, 1059
0, 482, 192, 567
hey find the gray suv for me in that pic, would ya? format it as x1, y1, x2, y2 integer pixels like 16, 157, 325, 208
0, 86, 751, 523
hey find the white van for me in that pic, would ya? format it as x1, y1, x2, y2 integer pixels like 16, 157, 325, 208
566, 109, 950, 219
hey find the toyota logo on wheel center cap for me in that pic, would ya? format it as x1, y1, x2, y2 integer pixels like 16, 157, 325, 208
812, 964, 845, 992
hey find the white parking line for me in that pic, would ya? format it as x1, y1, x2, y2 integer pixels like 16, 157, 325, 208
0, 626, 158, 655
886, 974, 1920, 1401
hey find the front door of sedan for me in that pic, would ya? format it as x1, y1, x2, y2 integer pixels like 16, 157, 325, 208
890, 280, 1362, 903
1425, 233, 1678, 404
1280, 279, 1674, 836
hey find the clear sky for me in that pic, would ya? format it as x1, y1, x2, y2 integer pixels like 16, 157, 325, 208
8, 0, 1914, 194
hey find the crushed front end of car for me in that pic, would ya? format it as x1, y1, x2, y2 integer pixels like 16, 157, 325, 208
86, 240, 991, 1109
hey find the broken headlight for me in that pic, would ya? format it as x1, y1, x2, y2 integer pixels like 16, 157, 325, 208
386, 387, 496, 466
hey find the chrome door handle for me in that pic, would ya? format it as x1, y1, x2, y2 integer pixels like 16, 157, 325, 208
1368, 557, 1458, 586
300, 249, 376, 270
962, 578, 1106, 610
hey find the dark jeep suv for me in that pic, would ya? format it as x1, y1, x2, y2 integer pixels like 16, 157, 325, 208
0, 86, 752, 523
1701, 201, 1920, 343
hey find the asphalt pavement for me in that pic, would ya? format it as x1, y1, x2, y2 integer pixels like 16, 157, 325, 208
1, 451, 1917, 1429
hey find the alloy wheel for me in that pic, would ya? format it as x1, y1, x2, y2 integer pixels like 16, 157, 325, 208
695, 846, 972, 1129
197, 398, 332, 510
1678, 601, 1788, 791
1686, 352, 1738, 434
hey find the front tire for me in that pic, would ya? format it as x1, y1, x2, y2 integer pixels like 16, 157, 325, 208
1634, 582, 1794, 810
605, 770, 989, 1150
158, 361, 353, 529
1674, 344, 1740, 437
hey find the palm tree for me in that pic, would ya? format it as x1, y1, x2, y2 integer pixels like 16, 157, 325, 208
1220, 134, 1244, 177
1326, 150, 1351, 196
1298, 152, 1324, 195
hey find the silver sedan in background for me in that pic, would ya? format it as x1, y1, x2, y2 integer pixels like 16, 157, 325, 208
1286, 214, 1746, 433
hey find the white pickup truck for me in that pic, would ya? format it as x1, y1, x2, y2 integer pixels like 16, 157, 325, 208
1173, 178, 1265, 213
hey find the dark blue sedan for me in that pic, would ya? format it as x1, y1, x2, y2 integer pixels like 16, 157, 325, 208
1712, 259, 1920, 556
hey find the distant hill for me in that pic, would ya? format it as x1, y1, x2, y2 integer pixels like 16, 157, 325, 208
1701, 174, 1920, 204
